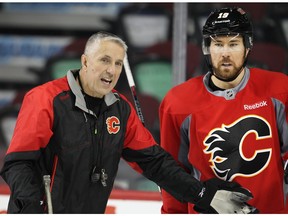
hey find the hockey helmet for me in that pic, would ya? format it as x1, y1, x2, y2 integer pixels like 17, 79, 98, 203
202, 7, 253, 55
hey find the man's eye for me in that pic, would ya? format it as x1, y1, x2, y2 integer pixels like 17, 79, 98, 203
101, 58, 109, 63
215, 43, 223, 47
116, 62, 123, 67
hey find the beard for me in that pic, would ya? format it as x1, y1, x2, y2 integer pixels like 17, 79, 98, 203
212, 56, 245, 82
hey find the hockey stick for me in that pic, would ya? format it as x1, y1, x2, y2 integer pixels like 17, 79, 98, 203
43, 175, 53, 214
123, 55, 145, 125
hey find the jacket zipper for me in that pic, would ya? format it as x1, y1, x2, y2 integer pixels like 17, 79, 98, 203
90, 115, 100, 183
90, 114, 107, 186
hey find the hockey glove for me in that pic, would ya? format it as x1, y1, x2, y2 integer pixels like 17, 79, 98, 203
10, 199, 44, 213
193, 178, 259, 214
20, 201, 44, 213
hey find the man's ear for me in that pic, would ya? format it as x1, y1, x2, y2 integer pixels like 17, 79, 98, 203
81, 54, 87, 68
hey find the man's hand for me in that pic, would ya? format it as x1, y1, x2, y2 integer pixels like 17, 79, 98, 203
193, 178, 259, 214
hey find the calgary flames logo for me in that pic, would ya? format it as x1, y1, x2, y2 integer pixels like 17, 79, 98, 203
204, 115, 272, 181
106, 116, 120, 134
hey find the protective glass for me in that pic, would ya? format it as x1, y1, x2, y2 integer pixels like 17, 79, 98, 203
203, 33, 245, 55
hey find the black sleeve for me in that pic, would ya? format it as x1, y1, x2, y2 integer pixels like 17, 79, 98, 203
0, 153, 44, 213
122, 145, 203, 203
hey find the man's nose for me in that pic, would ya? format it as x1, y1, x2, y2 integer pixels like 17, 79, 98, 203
107, 65, 116, 74
221, 46, 231, 56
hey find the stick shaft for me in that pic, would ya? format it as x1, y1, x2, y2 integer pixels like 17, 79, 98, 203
43, 175, 53, 214
123, 56, 145, 125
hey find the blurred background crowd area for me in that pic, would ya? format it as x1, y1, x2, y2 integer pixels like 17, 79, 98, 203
0, 2, 288, 193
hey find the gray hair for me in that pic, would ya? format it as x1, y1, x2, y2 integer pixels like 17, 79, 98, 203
84, 31, 128, 55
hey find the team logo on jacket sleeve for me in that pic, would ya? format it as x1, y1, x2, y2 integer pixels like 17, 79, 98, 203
204, 115, 272, 181
106, 116, 120, 134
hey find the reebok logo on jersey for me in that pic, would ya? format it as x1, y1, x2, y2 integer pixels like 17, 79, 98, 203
244, 100, 267, 110
106, 116, 120, 134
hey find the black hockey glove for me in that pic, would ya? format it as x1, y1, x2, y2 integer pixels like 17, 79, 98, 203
20, 201, 44, 213
193, 178, 259, 214
10, 199, 44, 213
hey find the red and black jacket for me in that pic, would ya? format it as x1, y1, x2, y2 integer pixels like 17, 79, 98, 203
1, 70, 202, 213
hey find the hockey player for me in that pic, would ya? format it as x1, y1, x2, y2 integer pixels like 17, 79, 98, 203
159, 7, 288, 214
0, 32, 257, 213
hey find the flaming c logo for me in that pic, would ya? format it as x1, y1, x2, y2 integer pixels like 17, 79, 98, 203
204, 115, 272, 181
106, 116, 120, 134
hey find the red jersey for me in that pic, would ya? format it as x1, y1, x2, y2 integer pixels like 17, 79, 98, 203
159, 68, 288, 213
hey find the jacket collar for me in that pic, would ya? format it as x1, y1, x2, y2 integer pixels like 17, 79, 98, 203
67, 69, 119, 114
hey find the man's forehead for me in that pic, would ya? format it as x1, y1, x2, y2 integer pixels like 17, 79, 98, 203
211, 34, 243, 42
